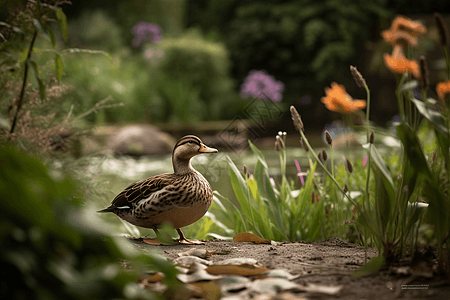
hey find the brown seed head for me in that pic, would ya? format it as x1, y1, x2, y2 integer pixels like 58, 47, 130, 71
350, 65, 367, 89
317, 151, 323, 162
275, 135, 285, 151
290, 105, 304, 132
243, 164, 248, 176
369, 131, 375, 144
311, 190, 316, 203
299, 137, 309, 152
419, 56, 429, 90
325, 130, 333, 146
435, 13, 449, 47
322, 149, 328, 161
345, 158, 353, 173
343, 184, 349, 193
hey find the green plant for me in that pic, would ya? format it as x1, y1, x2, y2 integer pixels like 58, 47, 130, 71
213, 136, 354, 242
0, 0, 70, 134
61, 53, 159, 124
67, 9, 124, 53
155, 29, 240, 121
0, 145, 179, 299
286, 14, 450, 276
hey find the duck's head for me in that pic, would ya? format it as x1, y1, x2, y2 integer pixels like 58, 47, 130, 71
172, 135, 218, 173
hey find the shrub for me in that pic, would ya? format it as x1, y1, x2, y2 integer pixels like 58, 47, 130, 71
61, 53, 160, 124
67, 10, 125, 53
155, 29, 240, 120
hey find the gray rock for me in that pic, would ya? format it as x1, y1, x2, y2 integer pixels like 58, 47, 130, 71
108, 125, 175, 156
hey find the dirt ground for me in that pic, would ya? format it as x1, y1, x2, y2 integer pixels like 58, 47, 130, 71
128, 237, 450, 299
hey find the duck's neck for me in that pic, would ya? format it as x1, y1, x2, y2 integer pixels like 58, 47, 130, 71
173, 156, 195, 175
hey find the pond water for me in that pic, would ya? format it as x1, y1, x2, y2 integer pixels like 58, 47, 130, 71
72, 147, 311, 205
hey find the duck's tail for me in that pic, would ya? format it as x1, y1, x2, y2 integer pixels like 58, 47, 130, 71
97, 206, 115, 213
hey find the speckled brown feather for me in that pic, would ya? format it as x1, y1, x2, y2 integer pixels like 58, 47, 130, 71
110, 173, 174, 208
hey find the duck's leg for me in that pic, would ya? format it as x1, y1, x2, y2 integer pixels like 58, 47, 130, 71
143, 227, 177, 245
176, 228, 205, 245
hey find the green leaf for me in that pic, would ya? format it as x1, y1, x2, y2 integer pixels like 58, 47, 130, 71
19, 49, 28, 62
366, 144, 395, 198
41, 22, 56, 48
227, 156, 252, 220
54, 54, 63, 83
411, 98, 448, 135
28, 59, 45, 100
352, 255, 385, 277
248, 140, 268, 169
32, 18, 50, 43
374, 167, 392, 233
435, 129, 450, 169
400, 80, 418, 91
396, 123, 431, 176
55, 9, 68, 42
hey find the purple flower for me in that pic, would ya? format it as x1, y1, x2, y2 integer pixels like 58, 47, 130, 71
132, 22, 162, 47
295, 159, 305, 185
240, 70, 284, 102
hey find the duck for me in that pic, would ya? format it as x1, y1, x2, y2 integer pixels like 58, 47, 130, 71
98, 135, 218, 244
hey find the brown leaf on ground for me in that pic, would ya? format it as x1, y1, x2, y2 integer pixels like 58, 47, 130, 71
173, 256, 212, 268
206, 264, 269, 276
177, 248, 217, 259
142, 272, 165, 283
253, 292, 308, 300
190, 281, 222, 300
233, 232, 271, 244
177, 268, 223, 283
142, 238, 178, 246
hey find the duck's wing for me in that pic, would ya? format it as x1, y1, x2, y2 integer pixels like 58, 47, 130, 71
109, 173, 175, 209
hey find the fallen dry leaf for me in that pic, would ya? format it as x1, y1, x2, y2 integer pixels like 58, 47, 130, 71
253, 292, 308, 300
142, 272, 165, 283
206, 264, 269, 276
233, 232, 271, 244
191, 281, 222, 300
163, 283, 202, 300
263, 269, 300, 280
138, 281, 167, 293
177, 268, 223, 283
216, 275, 251, 293
142, 238, 178, 246
249, 278, 300, 295
299, 283, 342, 295
173, 256, 212, 268
215, 257, 261, 267
177, 248, 217, 259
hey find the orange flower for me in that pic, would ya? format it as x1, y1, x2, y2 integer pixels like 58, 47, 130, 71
391, 15, 427, 35
321, 82, 366, 114
383, 45, 420, 78
381, 15, 427, 47
381, 29, 418, 47
436, 80, 450, 100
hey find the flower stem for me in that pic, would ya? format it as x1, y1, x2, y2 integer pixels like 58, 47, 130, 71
298, 130, 357, 208
365, 84, 371, 142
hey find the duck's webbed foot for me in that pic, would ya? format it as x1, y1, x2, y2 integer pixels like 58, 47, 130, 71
176, 228, 205, 245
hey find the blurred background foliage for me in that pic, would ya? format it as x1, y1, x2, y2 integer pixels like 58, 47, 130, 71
3, 0, 449, 127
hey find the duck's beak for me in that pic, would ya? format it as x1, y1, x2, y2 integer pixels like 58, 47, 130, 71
199, 143, 218, 153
